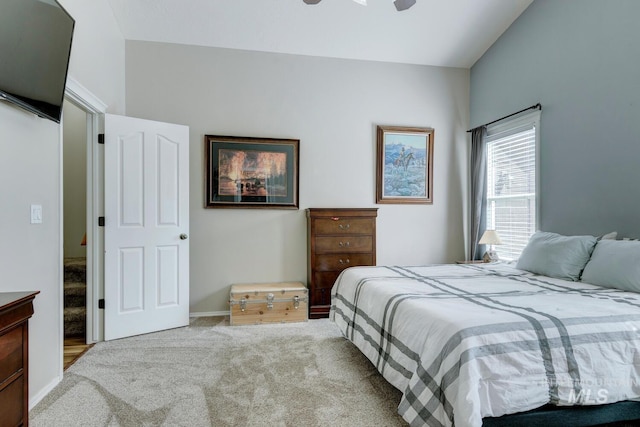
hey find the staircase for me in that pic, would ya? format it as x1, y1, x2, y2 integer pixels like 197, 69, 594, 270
64, 258, 86, 338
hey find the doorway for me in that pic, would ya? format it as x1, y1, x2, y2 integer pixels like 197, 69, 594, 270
60, 81, 190, 357
62, 100, 90, 368
61, 79, 107, 372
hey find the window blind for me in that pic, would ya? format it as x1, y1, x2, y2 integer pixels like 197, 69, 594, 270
486, 124, 537, 261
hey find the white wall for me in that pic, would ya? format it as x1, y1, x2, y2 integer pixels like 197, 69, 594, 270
0, 0, 124, 407
62, 101, 87, 257
60, 0, 126, 113
125, 42, 469, 314
0, 104, 62, 405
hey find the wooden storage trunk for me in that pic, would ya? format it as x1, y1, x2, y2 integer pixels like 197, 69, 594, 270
229, 282, 308, 325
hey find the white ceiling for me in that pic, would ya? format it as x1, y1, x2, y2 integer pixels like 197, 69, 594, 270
107, 0, 532, 68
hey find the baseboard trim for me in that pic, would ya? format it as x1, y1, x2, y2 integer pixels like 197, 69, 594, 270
30, 375, 62, 410
190, 310, 229, 318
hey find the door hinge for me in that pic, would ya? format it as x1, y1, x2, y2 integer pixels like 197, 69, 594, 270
98, 133, 105, 144
98, 299, 105, 309
98, 216, 105, 226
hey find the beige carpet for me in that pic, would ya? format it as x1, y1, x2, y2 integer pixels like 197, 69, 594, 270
30, 317, 405, 426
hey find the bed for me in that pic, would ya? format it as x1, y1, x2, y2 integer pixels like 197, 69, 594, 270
329, 233, 640, 427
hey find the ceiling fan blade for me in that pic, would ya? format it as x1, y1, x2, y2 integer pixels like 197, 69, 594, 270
393, 0, 416, 11
303, 0, 368, 5
303, 0, 412, 11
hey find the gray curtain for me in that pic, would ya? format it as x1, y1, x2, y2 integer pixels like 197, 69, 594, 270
469, 126, 487, 260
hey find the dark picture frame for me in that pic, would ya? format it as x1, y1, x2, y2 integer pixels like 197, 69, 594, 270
204, 135, 299, 209
376, 125, 434, 204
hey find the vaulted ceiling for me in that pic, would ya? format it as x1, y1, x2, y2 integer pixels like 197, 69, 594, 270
107, 0, 532, 68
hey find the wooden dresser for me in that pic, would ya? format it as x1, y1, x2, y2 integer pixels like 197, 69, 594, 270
306, 208, 377, 318
0, 291, 39, 427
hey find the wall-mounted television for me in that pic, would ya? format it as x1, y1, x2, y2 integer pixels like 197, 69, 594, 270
0, 0, 75, 124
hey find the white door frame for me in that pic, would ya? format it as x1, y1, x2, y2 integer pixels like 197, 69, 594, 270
64, 78, 107, 345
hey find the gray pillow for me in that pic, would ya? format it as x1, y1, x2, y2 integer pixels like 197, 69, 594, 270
581, 240, 640, 292
516, 231, 597, 281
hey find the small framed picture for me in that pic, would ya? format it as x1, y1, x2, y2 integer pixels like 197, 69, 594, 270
376, 125, 434, 204
204, 135, 299, 209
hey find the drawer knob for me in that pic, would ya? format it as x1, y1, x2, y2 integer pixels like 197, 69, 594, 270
338, 224, 350, 230
339, 258, 350, 264
339, 241, 350, 247
331, 217, 340, 221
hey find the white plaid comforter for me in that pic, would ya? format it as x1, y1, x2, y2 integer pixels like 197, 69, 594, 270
330, 263, 640, 427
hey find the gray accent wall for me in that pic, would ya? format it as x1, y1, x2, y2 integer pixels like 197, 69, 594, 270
470, 0, 640, 238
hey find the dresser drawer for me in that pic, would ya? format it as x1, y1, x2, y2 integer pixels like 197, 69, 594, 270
314, 218, 374, 235
315, 236, 372, 253
310, 286, 333, 307
313, 271, 342, 289
311, 270, 345, 307
0, 374, 23, 427
0, 327, 22, 384
314, 253, 373, 271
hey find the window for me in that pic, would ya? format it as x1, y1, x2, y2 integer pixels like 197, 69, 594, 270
485, 111, 540, 260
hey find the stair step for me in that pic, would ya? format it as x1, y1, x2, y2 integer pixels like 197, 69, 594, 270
64, 306, 86, 337
63, 257, 86, 338
64, 281, 86, 296
64, 257, 86, 283
64, 306, 85, 322
64, 321, 85, 337
64, 294, 85, 310
64, 280, 86, 309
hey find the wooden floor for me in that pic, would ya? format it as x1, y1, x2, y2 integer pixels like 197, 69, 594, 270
63, 337, 94, 370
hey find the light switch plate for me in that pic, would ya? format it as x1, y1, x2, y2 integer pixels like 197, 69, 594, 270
30, 204, 43, 224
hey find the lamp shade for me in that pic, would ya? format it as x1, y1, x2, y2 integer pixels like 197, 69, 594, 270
479, 230, 502, 245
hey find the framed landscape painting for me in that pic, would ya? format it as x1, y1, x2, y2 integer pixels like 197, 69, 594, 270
376, 125, 434, 204
205, 135, 299, 209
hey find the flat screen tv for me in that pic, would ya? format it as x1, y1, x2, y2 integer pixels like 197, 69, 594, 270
0, 0, 75, 123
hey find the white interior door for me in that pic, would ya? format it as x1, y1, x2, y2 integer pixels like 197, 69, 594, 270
104, 114, 189, 340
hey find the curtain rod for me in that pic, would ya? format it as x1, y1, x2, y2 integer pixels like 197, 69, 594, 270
466, 103, 542, 133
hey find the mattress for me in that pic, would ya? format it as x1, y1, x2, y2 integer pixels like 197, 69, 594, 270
330, 262, 640, 427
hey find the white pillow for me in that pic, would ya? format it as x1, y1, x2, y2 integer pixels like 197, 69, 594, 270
516, 231, 597, 281
581, 240, 640, 292
599, 231, 618, 240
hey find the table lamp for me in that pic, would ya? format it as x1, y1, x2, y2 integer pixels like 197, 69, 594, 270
479, 230, 502, 262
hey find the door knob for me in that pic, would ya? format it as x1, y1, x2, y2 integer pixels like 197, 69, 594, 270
180, 233, 188, 240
